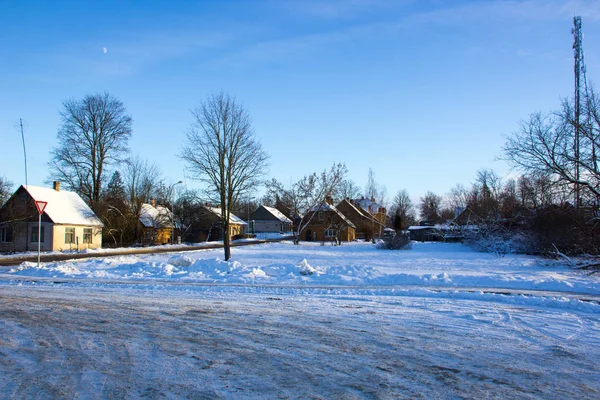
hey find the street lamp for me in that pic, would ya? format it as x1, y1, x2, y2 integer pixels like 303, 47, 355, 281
170, 181, 183, 244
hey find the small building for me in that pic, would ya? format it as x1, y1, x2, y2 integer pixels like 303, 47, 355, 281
300, 197, 356, 242
195, 206, 247, 242
336, 198, 385, 240
0, 182, 103, 252
248, 205, 293, 233
138, 201, 176, 245
408, 225, 443, 242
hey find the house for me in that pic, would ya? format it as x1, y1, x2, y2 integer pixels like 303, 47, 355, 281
247, 205, 293, 233
0, 182, 103, 252
194, 206, 247, 242
352, 196, 387, 235
407, 225, 443, 242
336, 198, 385, 240
138, 200, 176, 244
300, 197, 356, 242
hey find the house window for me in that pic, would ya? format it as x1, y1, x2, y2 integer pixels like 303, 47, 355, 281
65, 227, 75, 244
31, 225, 45, 243
318, 211, 324, 221
83, 228, 92, 244
324, 229, 337, 237
0, 227, 13, 242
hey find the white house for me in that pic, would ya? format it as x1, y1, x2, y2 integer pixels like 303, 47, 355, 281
0, 182, 104, 252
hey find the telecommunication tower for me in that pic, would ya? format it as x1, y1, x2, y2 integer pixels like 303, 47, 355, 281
572, 16, 587, 208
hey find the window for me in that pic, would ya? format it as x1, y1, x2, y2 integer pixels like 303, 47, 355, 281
0, 227, 13, 242
324, 229, 337, 237
318, 211, 324, 221
83, 228, 92, 244
31, 225, 45, 243
65, 227, 75, 244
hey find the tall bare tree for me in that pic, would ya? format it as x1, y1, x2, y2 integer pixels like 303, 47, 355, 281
48, 92, 132, 207
389, 189, 415, 231
180, 92, 269, 260
124, 156, 163, 241
503, 88, 600, 204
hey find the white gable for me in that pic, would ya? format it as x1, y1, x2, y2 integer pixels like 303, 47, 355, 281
263, 206, 292, 223
206, 207, 247, 225
24, 185, 104, 227
139, 203, 174, 228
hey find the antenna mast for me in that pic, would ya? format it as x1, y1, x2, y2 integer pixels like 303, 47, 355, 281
17, 118, 29, 188
572, 16, 586, 208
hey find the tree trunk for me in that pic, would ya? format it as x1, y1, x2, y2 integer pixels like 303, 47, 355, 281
223, 222, 231, 260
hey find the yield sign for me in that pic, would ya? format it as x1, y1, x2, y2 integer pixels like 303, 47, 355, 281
35, 200, 48, 215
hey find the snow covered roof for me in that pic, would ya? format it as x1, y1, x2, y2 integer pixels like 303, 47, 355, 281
353, 198, 383, 214
23, 185, 103, 227
339, 199, 384, 226
205, 207, 247, 225
310, 202, 356, 229
262, 206, 292, 223
139, 203, 174, 228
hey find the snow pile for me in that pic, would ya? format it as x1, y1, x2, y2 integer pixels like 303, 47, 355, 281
167, 254, 194, 267
298, 259, 317, 275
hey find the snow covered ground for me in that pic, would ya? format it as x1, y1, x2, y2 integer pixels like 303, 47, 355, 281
1, 241, 600, 398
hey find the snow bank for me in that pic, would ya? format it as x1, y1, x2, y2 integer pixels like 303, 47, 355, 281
5, 241, 600, 298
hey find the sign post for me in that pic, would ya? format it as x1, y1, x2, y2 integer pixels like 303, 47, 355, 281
34, 200, 47, 268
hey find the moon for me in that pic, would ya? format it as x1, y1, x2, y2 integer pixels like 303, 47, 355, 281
102, 47, 108, 54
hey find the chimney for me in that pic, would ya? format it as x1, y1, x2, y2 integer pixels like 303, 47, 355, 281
151, 198, 156, 207
53, 181, 60, 191
325, 195, 333, 205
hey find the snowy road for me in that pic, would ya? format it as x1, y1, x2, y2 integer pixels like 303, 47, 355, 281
1, 284, 600, 399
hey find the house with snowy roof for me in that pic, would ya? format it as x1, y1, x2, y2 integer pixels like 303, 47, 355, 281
336, 198, 385, 240
300, 196, 356, 242
138, 200, 177, 244
0, 182, 103, 252
352, 196, 387, 226
248, 205, 293, 234
192, 206, 247, 242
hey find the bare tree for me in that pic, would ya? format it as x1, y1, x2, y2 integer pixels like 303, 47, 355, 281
48, 92, 132, 207
419, 191, 442, 223
336, 178, 362, 201
180, 92, 269, 260
266, 164, 347, 244
124, 156, 163, 242
0, 176, 13, 207
364, 168, 387, 204
389, 189, 415, 231
503, 89, 600, 204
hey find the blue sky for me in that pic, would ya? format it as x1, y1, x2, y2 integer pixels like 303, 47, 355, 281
2, 0, 600, 205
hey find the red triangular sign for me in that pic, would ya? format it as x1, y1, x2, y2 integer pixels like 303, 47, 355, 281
35, 200, 48, 215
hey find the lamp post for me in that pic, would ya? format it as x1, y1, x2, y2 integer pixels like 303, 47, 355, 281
170, 181, 183, 244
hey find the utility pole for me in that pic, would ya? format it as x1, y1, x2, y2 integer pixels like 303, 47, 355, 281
572, 16, 585, 208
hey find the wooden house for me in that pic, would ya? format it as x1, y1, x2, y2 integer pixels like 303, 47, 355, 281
300, 197, 356, 242
194, 206, 247, 242
0, 182, 103, 252
336, 198, 385, 240
138, 201, 176, 244
248, 205, 292, 233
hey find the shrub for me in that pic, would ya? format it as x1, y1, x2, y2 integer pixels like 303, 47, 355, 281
376, 233, 411, 250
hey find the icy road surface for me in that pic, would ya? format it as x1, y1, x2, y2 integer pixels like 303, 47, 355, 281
1, 284, 599, 399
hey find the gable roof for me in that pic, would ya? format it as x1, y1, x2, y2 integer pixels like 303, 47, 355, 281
337, 199, 384, 226
353, 197, 384, 214
261, 206, 292, 223
310, 202, 356, 229
139, 203, 175, 228
21, 185, 103, 227
205, 207, 247, 225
